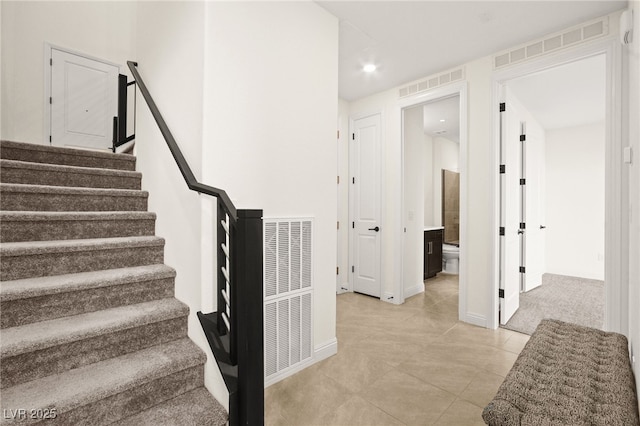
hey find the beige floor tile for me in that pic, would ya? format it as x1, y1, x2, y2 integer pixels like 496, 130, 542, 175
433, 398, 486, 426
315, 395, 406, 426
420, 338, 499, 369
265, 276, 526, 426
360, 370, 456, 426
458, 370, 505, 408
396, 357, 479, 396
482, 349, 519, 377
443, 322, 513, 348
343, 331, 428, 367
316, 345, 395, 393
276, 372, 353, 425
499, 331, 530, 354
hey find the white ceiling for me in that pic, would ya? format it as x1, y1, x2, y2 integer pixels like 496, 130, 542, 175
316, 1, 626, 101
506, 54, 606, 130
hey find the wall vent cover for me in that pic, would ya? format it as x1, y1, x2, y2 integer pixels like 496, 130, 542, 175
399, 66, 465, 98
493, 16, 609, 70
264, 218, 313, 381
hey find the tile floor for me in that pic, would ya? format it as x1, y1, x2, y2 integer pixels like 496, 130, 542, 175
264, 273, 530, 426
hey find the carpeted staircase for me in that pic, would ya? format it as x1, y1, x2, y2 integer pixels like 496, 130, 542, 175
0, 140, 227, 425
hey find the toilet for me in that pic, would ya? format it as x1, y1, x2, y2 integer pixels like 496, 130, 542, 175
442, 243, 459, 274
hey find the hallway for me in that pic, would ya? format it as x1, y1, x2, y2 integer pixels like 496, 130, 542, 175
265, 275, 530, 425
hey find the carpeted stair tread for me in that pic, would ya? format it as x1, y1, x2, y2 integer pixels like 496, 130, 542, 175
0, 236, 165, 281
0, 140, 136, 171
0, 182, 147, 197
0, 338, 206, 420
0, 235, 164, 257
1, 298, 188, 358
0, 183, 148, 212
114, 387, 228, 426
0, 159, 142, 189
0, 265, 176, 328
0, 264, 175, 302
0, 211, 157, 242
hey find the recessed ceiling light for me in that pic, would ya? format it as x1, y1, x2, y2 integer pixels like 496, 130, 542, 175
440, 119, 446, 122
363, 64, 377, 73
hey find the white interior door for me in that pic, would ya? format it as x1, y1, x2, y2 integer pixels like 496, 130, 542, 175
524, 123, 545, 291
50, 48, 119, 151
350, 114, 382, 298
499, 93, 521, 325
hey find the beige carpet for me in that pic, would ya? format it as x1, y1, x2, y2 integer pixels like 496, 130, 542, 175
502, 273, 604, 335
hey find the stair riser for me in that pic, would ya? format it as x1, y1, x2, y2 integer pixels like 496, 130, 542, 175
0, 365, 204, 426
1, 277, 175, 329
0, 145, 136, 171
0, 192, 148, 212
0, 246, 164, 281
0, 167, 141, 190
59, 366, 203, 426
1, 318, 187, 389
1, 218, 156, 243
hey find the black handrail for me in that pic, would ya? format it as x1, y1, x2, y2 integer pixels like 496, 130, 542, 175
126, 61, 237, 221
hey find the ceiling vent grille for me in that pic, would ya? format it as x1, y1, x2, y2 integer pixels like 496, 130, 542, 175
264, 218, 313, 382
399, 67, 465, 98
493, 16, 609, 70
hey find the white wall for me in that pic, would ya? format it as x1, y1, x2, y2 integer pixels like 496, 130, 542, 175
403, 106, 427, 296
0, 1, 136, 143
431, 136, 460, 226
545, 123, 605, 280
202, 1, 339, 363
624, 0, 640, 405
423, 133, 435, 227
134, 0, 224, 404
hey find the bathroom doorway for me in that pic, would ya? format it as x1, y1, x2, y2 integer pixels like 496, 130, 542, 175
399, 82, 468, 322
491, 41, 624, 332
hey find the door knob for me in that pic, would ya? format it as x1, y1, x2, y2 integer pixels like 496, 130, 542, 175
368, 226, 380, 232
540, 225, 546, 229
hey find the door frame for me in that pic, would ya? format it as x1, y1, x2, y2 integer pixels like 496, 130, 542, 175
489, 37, 625, 331
396, 81, 469, 324
348, 110, 384, 298
43, 43, 121, 145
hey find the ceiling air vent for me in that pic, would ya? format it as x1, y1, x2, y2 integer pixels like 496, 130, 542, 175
493, 16, 609, 70
399, 67, 465, 98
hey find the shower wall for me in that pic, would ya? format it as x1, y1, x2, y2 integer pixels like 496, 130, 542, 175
442, 169, 460, 244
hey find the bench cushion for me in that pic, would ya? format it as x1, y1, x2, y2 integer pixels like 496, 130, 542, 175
483, 319, 640, 426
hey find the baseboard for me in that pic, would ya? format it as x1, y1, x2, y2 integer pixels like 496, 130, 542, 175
404, 282, 425, 299
464, 312, 488, 328
314, 337, 338, 361
380, 292, 397, 304
264, 338, 338, 387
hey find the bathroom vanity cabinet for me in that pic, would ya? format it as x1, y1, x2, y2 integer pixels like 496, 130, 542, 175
424, 229, 443, 279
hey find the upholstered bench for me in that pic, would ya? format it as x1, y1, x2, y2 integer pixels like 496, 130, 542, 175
482, 319, 640, 426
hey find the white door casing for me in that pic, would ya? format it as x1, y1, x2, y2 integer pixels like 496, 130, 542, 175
49, 47, 119, 151
499, 89, 521, 325
350, 114, 382, 298
491, 39, 621, 332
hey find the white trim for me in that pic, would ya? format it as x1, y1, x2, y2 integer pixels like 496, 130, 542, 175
465, 312, 488, 328
43, 42, 121, 146
382, 291, 396, 303
404, 283, 425, 300
396, 81, 470, 323
348, 110, 384, 300
264, 338, 337, 387
489, 36, 625, 331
